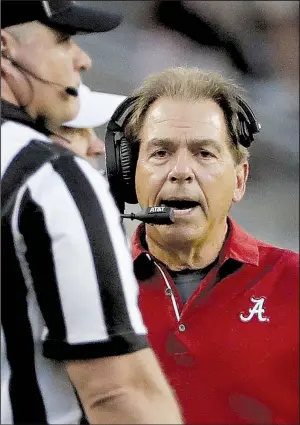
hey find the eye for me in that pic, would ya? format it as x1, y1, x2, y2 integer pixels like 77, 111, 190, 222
55, 31, 72, 44
152, 149, 168, 158
197, 150, 216, 159
59, 35, 71, 44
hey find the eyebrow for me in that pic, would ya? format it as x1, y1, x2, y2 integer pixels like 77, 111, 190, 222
56, 31, 71, 41
147, 137, 223, 153
52, 27, 75, 41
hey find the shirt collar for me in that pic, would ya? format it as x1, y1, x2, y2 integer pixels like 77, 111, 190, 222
131, 223, 148, 262
131, 216, 259, 267
221, 217, 259, 266
1, 99, 52, 136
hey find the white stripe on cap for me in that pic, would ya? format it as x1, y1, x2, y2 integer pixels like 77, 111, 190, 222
42, 1, 52, 18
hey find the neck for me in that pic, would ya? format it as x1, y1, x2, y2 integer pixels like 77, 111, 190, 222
1, 81, 19, 106
145, 220, 228, 271
1, 80, 37, 119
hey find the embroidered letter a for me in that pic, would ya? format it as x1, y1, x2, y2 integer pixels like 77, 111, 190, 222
240, 297, 269, 322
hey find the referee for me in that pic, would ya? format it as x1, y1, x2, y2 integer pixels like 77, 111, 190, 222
1, 1, 182, 424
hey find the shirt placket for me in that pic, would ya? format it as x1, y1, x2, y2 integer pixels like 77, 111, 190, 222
154, 261, 186, 324
154, 254, 230, 326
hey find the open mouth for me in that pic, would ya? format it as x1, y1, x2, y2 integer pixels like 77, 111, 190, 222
159, 199, 200, 216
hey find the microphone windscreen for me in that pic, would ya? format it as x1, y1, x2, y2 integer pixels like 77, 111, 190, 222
65, 87, 78, 97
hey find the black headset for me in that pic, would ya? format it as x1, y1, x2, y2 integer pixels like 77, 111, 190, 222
105, 95, 261, 214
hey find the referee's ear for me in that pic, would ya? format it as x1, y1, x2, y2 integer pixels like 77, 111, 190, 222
1, 29, 31, 106
1, 30, 12, 69
1, 28, 19, 64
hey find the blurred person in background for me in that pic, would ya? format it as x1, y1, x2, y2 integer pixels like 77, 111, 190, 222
154, 0, 299, 83
49, 84, 125, 168
151, 0, 299, 166
105, 66, 299, 425
1, 1, 183, 424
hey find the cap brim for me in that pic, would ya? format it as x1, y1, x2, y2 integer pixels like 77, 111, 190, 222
64, 87, 126, 128
48, 4, 122, 33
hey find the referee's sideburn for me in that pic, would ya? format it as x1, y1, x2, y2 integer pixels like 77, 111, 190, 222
1, 1, 183, 424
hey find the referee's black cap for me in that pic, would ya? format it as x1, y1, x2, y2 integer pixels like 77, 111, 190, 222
1, 0, 122, 34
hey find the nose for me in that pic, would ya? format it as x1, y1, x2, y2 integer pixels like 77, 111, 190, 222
168, 149, 194, 183
87, 130, 105, 157
73, 43, 92, 71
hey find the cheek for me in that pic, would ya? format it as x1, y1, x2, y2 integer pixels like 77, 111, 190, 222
52, 51, 72, 73
199, 165, 236, 205
36, 47, 72, 80
135, 159, 164, 206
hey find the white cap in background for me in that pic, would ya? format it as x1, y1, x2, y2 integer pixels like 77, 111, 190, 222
64, 84, 126, 129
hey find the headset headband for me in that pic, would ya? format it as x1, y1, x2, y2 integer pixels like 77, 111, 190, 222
106, 96, 138, 133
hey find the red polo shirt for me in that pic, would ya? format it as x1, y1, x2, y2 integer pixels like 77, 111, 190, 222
132, 218, 299, 425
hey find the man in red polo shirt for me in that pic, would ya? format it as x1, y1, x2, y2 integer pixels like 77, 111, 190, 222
107, 67, 299, 424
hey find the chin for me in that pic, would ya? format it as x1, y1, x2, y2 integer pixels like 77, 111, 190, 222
157, 220, 207, 245
52, 105, 78, 126
45, 105, 78, 127
64, 98, 80, 121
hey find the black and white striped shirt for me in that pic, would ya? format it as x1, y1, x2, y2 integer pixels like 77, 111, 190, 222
1, 101, 148, 424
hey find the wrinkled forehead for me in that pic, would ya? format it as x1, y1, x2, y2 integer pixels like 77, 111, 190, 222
141, 98, 228, 143
145, 97, 226, 123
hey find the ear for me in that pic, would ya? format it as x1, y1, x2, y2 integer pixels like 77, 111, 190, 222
1, 29, 17, 60
1, 29, 32, 107
1, 30, 10, 72
1, 29, 9, 52
1, 29, 19, 76
233, 161, 249, 203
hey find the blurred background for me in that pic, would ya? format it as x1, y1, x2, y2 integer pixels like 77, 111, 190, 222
75, 0, 299, 252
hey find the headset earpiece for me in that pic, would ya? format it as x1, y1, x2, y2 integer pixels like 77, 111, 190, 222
105, 96, 139, 213
119, 137, 138, 203
236, 96, 261, 148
